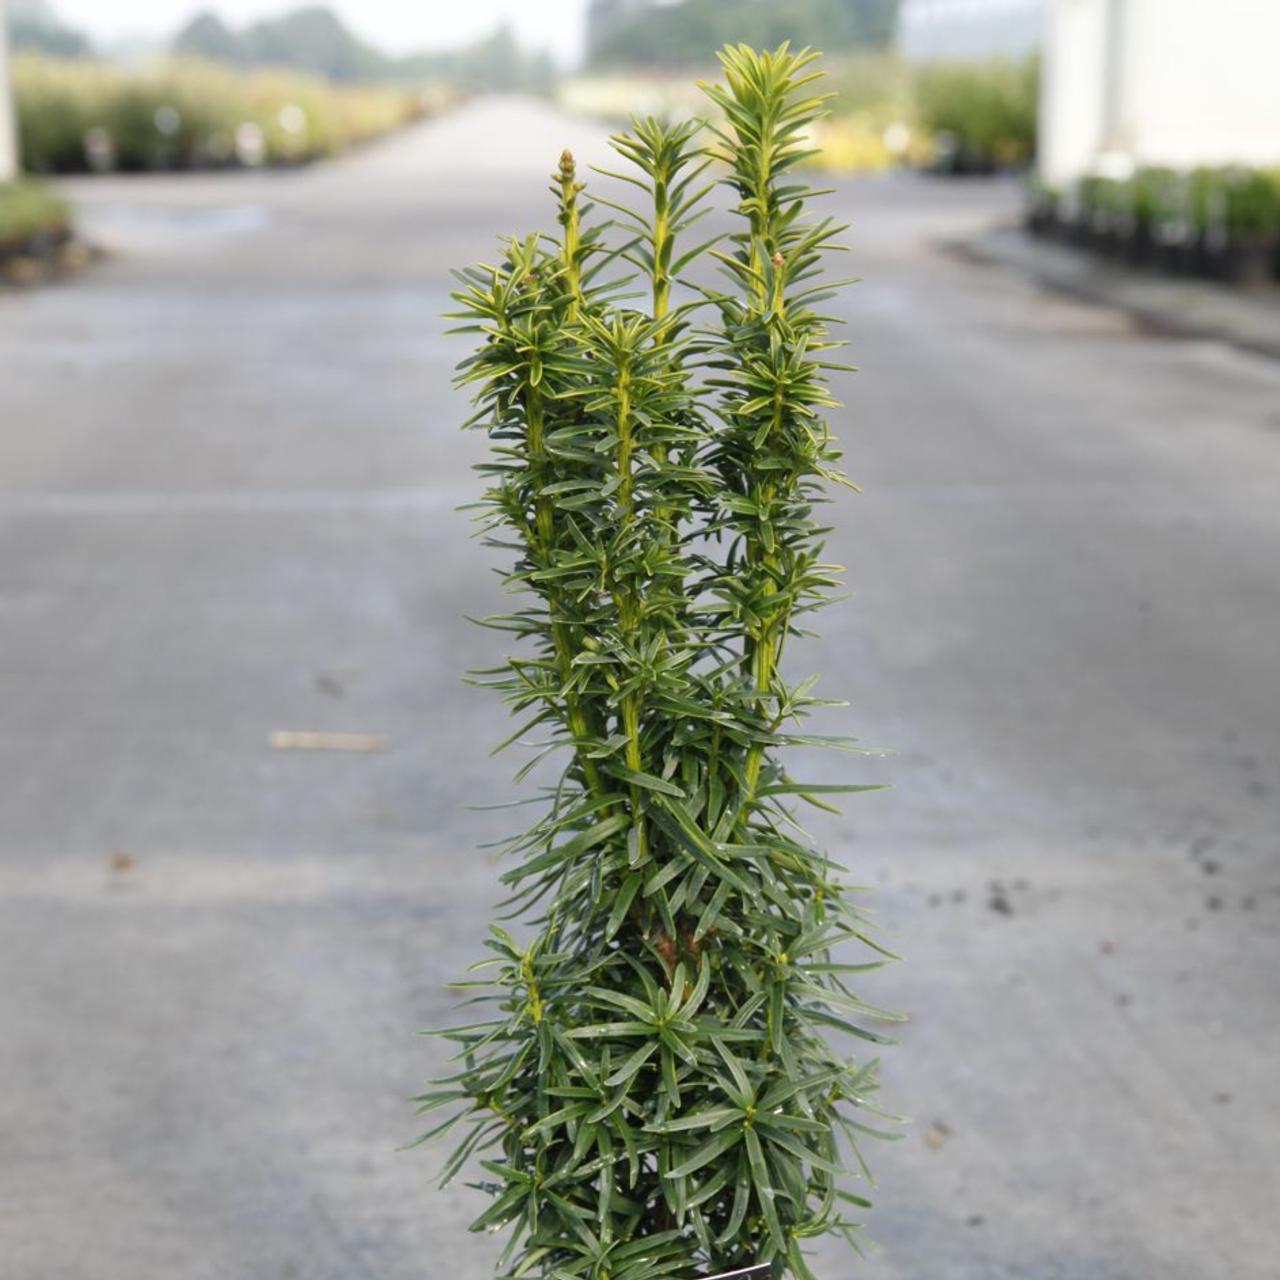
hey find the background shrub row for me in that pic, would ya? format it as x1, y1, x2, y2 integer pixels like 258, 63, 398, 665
1029, 166, 1280, 285
562, 53, 1039, 175
0, 179, 71, 252
13, 54, 437, 174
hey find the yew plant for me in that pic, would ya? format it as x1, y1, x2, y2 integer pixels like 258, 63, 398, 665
418, 45, 900, 1280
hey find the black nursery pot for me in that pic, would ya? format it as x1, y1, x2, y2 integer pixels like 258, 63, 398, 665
1124, 222, 1154, 267
1024, 200, 1056, 237
1221, 235, 1278, 287
1156, 235, 1199, 277
0, 222, 71, 270
1094, 221, 1124, 257
1192, 231, 1228, 279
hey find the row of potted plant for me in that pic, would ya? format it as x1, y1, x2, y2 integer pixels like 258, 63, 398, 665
13, 53, 440, 174
914, 55, 1038, 174
1027, 165, 1280, 287
0, 179, 74, 277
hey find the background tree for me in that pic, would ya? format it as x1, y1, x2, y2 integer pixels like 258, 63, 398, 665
8, 0, 92, 57
587, 0, 899, 69
172, 12, 250, 68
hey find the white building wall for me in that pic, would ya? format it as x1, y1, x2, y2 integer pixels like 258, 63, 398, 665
0, 0, 19, 180
1040, 0, 1280, 186
1119, 0, 1280, 170
1039, 0, 1110, 187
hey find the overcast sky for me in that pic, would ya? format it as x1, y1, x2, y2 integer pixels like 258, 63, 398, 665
49, 0, 594, 64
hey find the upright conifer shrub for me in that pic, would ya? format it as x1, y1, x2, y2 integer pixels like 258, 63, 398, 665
417, 45, 900, 1280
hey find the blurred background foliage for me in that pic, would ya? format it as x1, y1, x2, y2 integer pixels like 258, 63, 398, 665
169, 8, 555, 93
6, 0, 558, 176
12, 53, 433, 173
562, 51, 1037, 175
584, 0, 898, 67
567, 0, 1036, 173
8, 0, 90, 58
7, 0, 1038, 179
1030, 163, 1280, 285
0, 175, 69, 247
913, 55, 1039, 170
14, 0, 1267, 286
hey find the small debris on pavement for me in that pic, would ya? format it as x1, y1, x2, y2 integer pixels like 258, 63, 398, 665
109, 851, 136, 873
269, 731, 387, 752
314, 672, 348, 699
987, 885, 1013, 916
925, 1120, 952, 1149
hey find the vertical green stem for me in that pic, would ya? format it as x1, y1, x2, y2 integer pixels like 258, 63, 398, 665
652, 179, 670, 325
748, 140, 773, 309
649, 172, 674, 532
741, 254, 787, 811
526, 385, 605, 801
614, 355, 649, 865
558, 149, 583, 323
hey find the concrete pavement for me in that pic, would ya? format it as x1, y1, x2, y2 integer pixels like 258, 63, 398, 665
1, 97, 1278, 1279
957, 221, 1280, 361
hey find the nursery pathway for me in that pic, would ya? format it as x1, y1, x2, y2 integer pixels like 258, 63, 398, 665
1, 97, 1278, 1280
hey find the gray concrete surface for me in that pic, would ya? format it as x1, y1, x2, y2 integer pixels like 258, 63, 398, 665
958, 222, 1280, 361
1, 98, 1278, 1280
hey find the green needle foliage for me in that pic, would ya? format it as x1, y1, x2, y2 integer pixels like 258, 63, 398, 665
417, 45, 901, 1280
